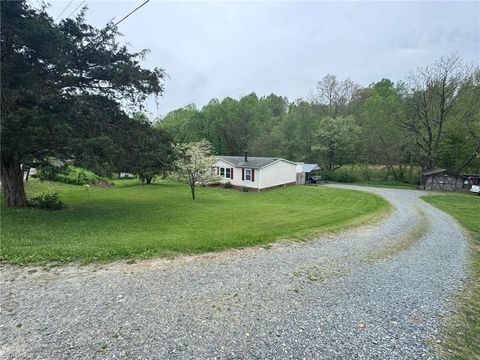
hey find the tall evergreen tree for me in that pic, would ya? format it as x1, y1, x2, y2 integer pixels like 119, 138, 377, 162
1, 1, 166, 207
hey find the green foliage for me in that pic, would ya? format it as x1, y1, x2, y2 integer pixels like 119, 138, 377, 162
0, 179, 389, 264
282, 101, 319, 162
33, 163, 66, 182
159, 58, 480, 185
62, 167, 108, 185
0, 1, 167, 207
437, 70, 480, 173
118, 117, 175, 184
29, 192, 64, 210
401, 56, 479, 170
223, 181, 233, 189
57, 168, 101, 186
158, 104, 201, 143
36, 166, 108, 186
320, 171, 359, 183
337, 164, 422, 185
314, 116, 360, 170
158, 93, 290, 157
358, 79, 415, 181
242, 186, 250, 192
1, 1, 478, 209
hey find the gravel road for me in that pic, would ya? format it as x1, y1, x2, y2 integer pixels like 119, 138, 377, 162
0, 185, 469, 359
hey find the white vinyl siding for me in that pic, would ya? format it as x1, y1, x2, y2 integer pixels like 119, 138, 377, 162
259, 160, 296, 189
214, 158, 296, 190
215, 160, 259, 189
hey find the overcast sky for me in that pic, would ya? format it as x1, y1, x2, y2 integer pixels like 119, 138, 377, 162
43, 0, 479, 117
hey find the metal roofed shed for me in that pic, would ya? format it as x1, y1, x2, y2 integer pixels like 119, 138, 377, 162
303, 163, 320, 174
422, 168, 463, 192
296, 163, 321, 184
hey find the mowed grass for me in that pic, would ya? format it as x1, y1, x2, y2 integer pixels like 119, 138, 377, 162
319, 180, 417, 190
422, 194, 480, 359
1, 179, 389, 264
350, 181, 417, 190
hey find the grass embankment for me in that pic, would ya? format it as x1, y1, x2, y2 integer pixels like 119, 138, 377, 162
422, 194, 480, 359
1, 179, 389, 264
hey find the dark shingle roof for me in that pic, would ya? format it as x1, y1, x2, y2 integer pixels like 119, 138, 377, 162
219, 156, 282, 168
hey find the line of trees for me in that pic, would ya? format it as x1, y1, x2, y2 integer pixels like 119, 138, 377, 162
159, 55, 480, 181
2, 2, 479, 208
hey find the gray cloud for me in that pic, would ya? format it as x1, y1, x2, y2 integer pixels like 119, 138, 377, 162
45, 0, 480, 117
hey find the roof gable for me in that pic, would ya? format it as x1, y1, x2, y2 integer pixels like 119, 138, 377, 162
303, 163, 320, 173
218, 156, 295, 169
422, 168, 460, 177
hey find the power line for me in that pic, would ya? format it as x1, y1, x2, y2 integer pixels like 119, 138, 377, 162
110, 0, 150, 29
66, 0, 87, 19
89, 0, 150, 43
55, 0, 74, 21
60, 0, 152, 58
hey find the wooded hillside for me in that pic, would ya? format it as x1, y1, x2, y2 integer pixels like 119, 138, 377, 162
159, 56, 480, 183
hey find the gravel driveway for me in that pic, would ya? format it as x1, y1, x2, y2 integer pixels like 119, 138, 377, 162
0, 185, 469, 359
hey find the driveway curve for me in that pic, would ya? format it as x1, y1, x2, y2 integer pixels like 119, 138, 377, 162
0, 185, 468, 359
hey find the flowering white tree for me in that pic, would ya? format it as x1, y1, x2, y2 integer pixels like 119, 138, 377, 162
173, 140, 219, 200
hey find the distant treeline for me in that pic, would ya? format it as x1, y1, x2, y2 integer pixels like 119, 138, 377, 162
158, 55, 480, 182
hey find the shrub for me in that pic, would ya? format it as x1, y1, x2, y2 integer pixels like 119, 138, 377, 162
37, 166, 108, 186
29, 192, 65, 210
242, 186, 250, 192
320, 171, 359, 183
223, 181, 232, 189
33, 166, 63, 181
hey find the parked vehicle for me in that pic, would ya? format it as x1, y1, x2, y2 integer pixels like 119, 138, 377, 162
470, 185, 480, 195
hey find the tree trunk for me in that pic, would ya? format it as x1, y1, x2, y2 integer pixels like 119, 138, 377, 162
1, 155, 28, 208
25, 166, 30, 182
145, 175, 153, 184
189, 173, 196, 200
426, 154, 435, 170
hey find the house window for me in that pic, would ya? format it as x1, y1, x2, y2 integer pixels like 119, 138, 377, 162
220, 167, 225, 177
225, 168, 231, 179
245, 168, 252, 181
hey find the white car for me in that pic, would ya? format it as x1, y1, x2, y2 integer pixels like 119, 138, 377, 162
470, 185, 480, 195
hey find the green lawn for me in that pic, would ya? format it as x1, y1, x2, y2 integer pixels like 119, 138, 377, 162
318, 180, 417, 190
341, 164, 421, 184
422, 194, 480, 359
0, 179, 389, 264
350, 181, 417, 190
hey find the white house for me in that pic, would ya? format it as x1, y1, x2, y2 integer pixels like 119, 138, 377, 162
214, 154, 298, 191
